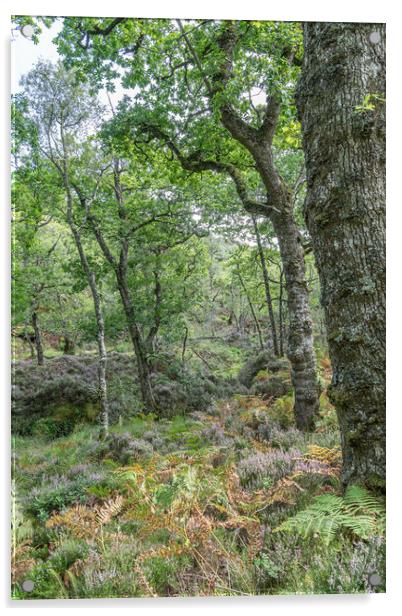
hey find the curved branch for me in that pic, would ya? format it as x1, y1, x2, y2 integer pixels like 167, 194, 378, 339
139, 123, 279, 216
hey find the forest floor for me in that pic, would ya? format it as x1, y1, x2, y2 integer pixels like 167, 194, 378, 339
11, 353, 386, 599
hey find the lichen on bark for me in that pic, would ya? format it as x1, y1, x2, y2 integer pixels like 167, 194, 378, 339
297, 22, 386, 491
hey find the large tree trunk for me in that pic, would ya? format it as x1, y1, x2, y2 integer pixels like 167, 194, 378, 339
31, 310, 44, 366
296, 22, 386, 490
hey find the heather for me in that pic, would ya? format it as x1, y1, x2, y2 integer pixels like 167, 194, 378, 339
12, 356, 385, 598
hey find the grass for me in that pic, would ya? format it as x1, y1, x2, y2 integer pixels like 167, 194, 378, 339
11, 380, 385, 599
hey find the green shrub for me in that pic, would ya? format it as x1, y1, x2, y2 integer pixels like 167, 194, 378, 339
25, 470, 106, 520
268, 394, 295, 428
47, 539, 88, 575
32, 417, 74, 440
89, 432, 153, 465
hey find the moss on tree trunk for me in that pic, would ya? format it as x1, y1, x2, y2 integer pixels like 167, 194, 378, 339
297, 22, 386, 491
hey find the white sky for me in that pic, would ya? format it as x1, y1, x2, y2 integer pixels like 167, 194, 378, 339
11, 20, 61, 93
11, 19, 128, 108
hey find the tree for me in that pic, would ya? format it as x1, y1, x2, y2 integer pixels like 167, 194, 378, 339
53, 18, 321, 429
74, 137, 210, 412
11, 110, 68, 365
296, 23, 386, 490
174, 19, 320, 429
20, 61, 110, 437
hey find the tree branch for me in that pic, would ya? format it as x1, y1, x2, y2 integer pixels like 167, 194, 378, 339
139, 123, 280, 216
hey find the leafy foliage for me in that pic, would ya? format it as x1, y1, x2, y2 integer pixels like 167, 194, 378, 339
275, 485, 385, 545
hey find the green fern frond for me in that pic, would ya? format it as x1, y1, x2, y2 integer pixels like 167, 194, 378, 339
275, 485, 385, 545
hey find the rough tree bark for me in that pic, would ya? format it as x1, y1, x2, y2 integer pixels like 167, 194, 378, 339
31, 310, 44, 366
296, 22, 386, 490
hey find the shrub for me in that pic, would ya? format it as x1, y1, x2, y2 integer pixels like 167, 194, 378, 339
264, 424, 307, 451
142, 430, 165, 450
25, 470, 107, 520
201, 424, 233, 447
258, 532, 385, 595
32, 417, 75, 440
47, 539, 88, 575
268, 395, 295, 428
251, 376, 292, 399
89, 432, 153, 465
237, 448, 301, 490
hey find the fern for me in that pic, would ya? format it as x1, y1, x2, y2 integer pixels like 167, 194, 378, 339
95, 494, 124, 526
275, 485, 385, 545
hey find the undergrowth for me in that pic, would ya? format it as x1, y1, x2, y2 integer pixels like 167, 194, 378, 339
11, 369, 385, 599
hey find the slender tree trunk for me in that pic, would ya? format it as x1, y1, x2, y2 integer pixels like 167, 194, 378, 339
252, 216, 279, 355
59, 125, 109, 438
142, 21, 320, 429
236, 268, 264, 350
89, 271, 109, 439
87, 217, 158, 413
117, 276, 157, 412
70, 226, 109, 438
207, 22, 321, 430
297, 22, 386, 490
181, 325, 188, 363
269, 201, 320, 430
31, 310, 44, 366
24, 328, 36, 360
85, 157, 158, 414
279, 267, 285, 357
145, 264, 162, 358
57, 292, 75, 355
225, 140, 320, 429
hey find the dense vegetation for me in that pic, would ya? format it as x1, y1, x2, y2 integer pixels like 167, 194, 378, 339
11, 17, 385, 599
